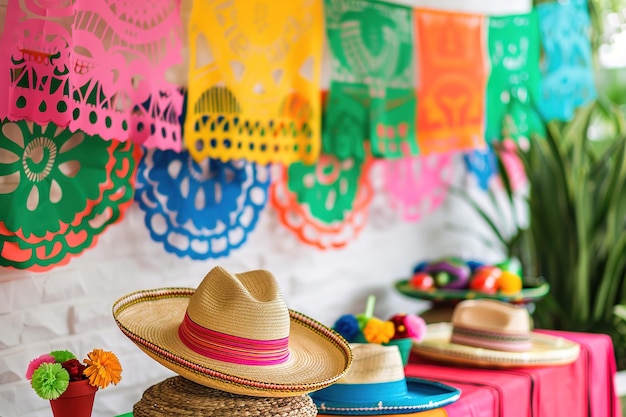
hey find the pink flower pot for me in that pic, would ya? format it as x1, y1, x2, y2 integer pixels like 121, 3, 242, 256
50, 379, 98, 417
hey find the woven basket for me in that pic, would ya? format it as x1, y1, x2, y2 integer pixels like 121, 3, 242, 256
134, 377, 318, 417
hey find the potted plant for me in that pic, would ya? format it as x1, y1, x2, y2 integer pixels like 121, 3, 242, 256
516, 101, 626, 353
26, 348, 123, 417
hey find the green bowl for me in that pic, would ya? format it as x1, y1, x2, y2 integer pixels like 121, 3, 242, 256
394, 277, 550, 305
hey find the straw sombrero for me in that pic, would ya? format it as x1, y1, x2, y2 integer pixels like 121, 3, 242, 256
412, 299, 580, 368
310, 343, 461, 415
133, 376, 318, 416
113, 266, 352, 397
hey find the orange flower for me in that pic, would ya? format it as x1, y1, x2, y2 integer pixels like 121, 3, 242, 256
363, 318, 395, 344
83, 349, 123, 389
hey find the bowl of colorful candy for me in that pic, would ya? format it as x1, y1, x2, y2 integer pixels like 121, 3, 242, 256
394, 257, 550, 305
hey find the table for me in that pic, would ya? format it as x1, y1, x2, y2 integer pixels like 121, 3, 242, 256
405, 330, 622, 417
118, 331, 621, 417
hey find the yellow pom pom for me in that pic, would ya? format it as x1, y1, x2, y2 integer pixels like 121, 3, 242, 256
363, 318, 395, 344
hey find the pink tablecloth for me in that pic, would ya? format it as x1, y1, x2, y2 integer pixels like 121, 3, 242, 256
406, 330, 622, 417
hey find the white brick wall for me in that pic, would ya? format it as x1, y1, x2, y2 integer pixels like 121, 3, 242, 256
0, 163, 503, 417
0, 2, 531, 416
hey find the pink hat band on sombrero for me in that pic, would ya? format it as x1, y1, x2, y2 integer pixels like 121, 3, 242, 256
450, 325, 531, 352
178, 312, 290, 365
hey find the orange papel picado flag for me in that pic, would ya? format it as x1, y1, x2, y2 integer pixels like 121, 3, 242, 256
415, 9, 488, 155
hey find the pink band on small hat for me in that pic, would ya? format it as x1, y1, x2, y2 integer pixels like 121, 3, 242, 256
178, 313, 290, 366
451, 326, 531, 352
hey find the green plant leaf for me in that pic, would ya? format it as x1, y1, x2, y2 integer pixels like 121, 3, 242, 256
595, 233, 626, 322
614, 304, 626, 322
447, 186, 509, 247
443, 222, 507, 253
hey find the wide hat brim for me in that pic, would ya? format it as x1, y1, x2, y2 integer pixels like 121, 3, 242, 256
310, 378, 461, 415
412, 323, 580, 368
113, 288, 352, 397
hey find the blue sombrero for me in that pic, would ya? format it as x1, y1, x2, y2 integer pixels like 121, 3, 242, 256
309, 344, 460, 415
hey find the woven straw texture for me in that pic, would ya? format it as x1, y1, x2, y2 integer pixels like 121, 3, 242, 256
134, 377, 318, 417
337, 344, 405, 384
113, 267, 352, 397
187, 267, 290, 339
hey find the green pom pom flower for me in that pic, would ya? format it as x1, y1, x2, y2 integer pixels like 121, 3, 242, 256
31, 363, 70, 400
49, 350, 76, 363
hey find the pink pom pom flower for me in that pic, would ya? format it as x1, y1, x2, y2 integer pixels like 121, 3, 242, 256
25, 354, 56, 380
404, 314, 427, 342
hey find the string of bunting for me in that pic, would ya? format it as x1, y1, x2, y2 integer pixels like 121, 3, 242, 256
0, 0, 600, 271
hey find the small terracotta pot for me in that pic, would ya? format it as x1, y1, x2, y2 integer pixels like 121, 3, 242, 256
50, 379, 98, 417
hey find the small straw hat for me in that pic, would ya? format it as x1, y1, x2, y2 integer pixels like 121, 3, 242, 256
413, 299, 580, 368
310, 343, 461, 415
113, 266, 352, 397
450, 298, 534, 352
133, 376, 318, 417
